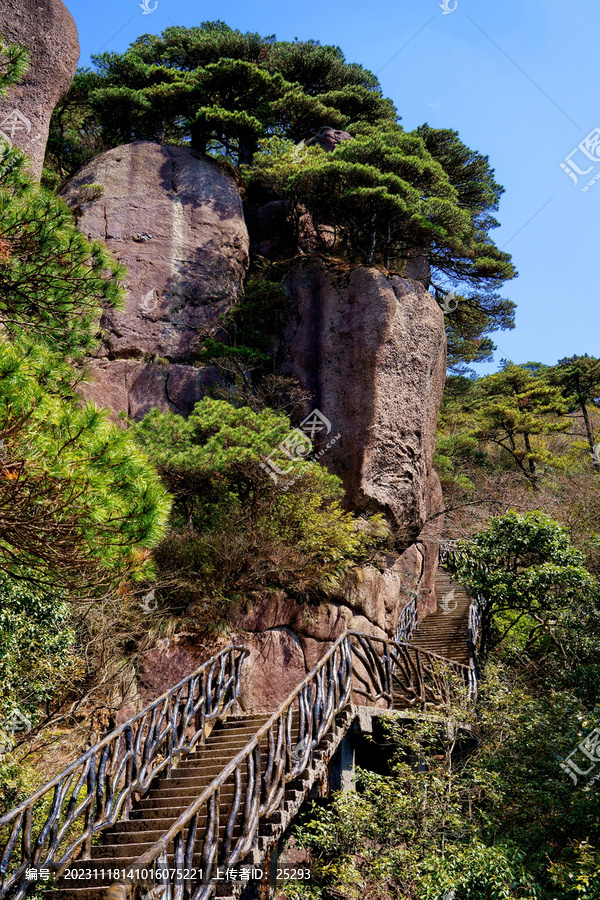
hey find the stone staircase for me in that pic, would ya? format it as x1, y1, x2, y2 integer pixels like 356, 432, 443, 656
409, 570, 471, 666
2, 577, 477, 900
48, 713, 275, 899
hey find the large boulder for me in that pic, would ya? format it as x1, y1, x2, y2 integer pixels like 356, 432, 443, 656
0, 0, 79, 180
60, 142, 249, 416
281, 260, 447, 540
231, 263, 447, 710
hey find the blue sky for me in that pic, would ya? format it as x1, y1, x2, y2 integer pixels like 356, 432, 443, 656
63, 0, 599, 374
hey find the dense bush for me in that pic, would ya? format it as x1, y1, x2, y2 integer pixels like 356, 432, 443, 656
133, 398, 386, 612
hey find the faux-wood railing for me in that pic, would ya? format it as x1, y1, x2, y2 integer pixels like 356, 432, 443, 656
0, 647, 247, 900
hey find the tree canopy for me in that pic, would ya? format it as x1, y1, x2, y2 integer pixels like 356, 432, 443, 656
0, 48, 170, 593
45, 22, 516, 370
132, 398, 385, 609
549, 355, 600, 471
46, 22, 396, 174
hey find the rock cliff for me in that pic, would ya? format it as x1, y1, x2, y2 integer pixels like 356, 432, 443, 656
60, 142, 249, 419
281, 260, 446, 540
0, 0, 79, 180
61, 140, 447, 710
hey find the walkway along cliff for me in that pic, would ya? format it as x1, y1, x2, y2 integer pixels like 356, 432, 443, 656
0, 565, 481, 900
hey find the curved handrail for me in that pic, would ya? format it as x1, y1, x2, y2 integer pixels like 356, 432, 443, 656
102, 632, 473, 900
104, 632, 354, 900
0, 646, 248, 900
395, 592, 419, 643
438, 541, 484, 701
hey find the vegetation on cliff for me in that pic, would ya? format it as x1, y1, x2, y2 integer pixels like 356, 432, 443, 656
283, 513, 600, 899
46, 21, 516, 370
0, 19, 599, 900
0, 39, 171, 812
132, 398, 386, 614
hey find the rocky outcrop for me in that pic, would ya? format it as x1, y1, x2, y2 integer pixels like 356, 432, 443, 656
79, 359, 221, 421
281, 260, 447, 540
61, 140, 446, 711
305, 126, 353, 152
233, 470, 444, 710
0, 0, 79, 180
60, 142, 249, 416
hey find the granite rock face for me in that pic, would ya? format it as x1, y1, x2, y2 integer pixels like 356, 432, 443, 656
305, 126, 353, 152
281, 260, 447, 539
79, 359, 221, 422
0, 0, 79, 179
60, 142, 249, 416
60, 141, 447, 710
234, 470, 445, 711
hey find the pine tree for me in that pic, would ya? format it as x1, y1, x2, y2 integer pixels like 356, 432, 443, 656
46, 23, 396, 173
253, 124, 516, 291
0, 339, 171, 591
549, 355, 600, 472
0, 48, 170, 592
467, 363, 570, 488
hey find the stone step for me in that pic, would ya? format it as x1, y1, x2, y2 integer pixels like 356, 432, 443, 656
91, 827, 236, 859
139, 788, 236, 807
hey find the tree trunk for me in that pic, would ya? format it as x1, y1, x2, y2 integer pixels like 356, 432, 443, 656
523, 432, 539, 489
580, 399, 600, 472
238, 135, 256, 166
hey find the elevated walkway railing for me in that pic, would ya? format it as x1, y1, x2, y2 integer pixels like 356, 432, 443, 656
0, 629, 477, 900
0, 647, 248, 900
439, 540, 484, 683
101, 633, 473, 900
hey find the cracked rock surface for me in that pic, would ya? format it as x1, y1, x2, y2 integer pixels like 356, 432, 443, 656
60, 142, 249, 417
0, 0, 79, 180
